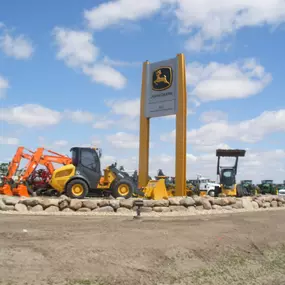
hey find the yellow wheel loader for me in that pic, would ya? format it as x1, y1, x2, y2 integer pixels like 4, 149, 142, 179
214, 149, 246, 197
49, 147, 135, 199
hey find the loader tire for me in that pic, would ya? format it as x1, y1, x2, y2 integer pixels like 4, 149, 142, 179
66, 179, 89, 199
111, 178, 134, 199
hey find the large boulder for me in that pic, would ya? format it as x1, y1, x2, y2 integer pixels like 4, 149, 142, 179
69, 200, 82, 211
180, 197, 195, 207
45, 206, 59, 212
30, 205, 44, 212
40, 198, 59, 209
153, 199, 169, 207
98, 200, 110, 207
143, 200, 156, 207
201, 199, 212, 210
20, 198, 41, 207
59, 200, 69, 210
92, 206, 114, 213
232, 201, 243, 209
109, 200, 120, 210
212, 205, 222, 210
168, 197, 183, 206
77, 207, 91, 212
153, 207, 170, 213
119, 199, 134, 209
271, 201, 278, 208
169, 206, 187, 212
242, 198, 254, 210
3, 196, 20, 205
62, 208, 74, 212
82, 200, 98, 210
15, 203, 27, 212
192, 195, 202, 206
213, 198, 229, 206
252, 201, 259, 209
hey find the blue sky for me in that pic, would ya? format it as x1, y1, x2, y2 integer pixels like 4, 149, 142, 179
0, 0, 285, 183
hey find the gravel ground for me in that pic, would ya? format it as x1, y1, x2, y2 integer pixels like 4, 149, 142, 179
1, 209, 285, 285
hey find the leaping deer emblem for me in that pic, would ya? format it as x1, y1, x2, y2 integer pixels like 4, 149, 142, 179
154, 69, 170, 86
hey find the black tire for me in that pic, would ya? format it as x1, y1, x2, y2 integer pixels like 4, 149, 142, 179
208, 190, 215, 197
66, 179, 89, 199
111, 178, 134, 199
236, 184, 244, 197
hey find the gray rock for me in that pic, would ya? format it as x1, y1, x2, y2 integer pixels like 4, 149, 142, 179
255, 199, 263, 207
143, 200, 155, 207
192, 195, 202, 206
30, 205, 43, 212
169, 206, 187, 212
180, 197, 195, 207
62, 208, 74, 212
0, 199, 6, 210
153, 199, 169, 207
59, 195, 71, 203
232, 201, 243, 209
116, 207, 131, 213
252, 201, 259, 209
4, 205, 15, 211
196, 205, 204, 211
77, 207, 91, 212
92, 206, 114, 212
45, 206, 59, 212
109, 200, 120, 210
69, 200, 82, 210
277, 196, 285, 203
227, 197, 237, 205
20, 198, 41, 207
271, 201, 278, 208
168, 197, 183, 206
212, 205, 222, 210
98, 200, 110, 207
15, 203, 28, 212
201, 199, 212, 210
278, 201, 283, 207
59, 200, 69, 210
242, 198, 254, 210
263, 202, 271, 208
224, 206, 232, 210
153, 207, 170, 213
82, 200, 98, 210
187, 207, 197, 213
40, 198, 59, 209
213, 198, 229, 206
264, 196, 273, 203
3, 196, 20, 205
119, 199, 134, 209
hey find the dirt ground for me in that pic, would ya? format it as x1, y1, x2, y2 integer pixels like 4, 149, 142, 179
1, 210, 285, 285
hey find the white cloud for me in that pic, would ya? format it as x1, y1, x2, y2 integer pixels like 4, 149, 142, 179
0, 104, 62, 127
0, 33, 34, 59
187, 59, 272, 102
93, 118, 115, 129
54, 140, 68, 147
0, 136, 19, 145
84, 0, 165, 30
0, 75, 9, 99
53, 27, 99, 68
161, 108, 285, 146
175, 0, 285, 52
199, 110, 228, 123
65, 110, 94, 123
53, 27, 127, 89
106, 98, 140, 117
102, 56, 140, 67
106, 132, 139, 149
82, 64, 127, 89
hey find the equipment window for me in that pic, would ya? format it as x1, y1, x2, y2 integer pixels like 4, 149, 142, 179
81, 149, 96, 170
223, 170, 233, 178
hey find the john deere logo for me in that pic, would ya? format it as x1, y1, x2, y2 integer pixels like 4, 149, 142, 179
152, 67, 173, 91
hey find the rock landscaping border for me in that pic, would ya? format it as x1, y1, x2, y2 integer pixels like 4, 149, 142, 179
1, 194, 285, 217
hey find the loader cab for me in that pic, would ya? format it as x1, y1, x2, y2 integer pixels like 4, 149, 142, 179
220, 168, 236, 188
70, 147, 101, 189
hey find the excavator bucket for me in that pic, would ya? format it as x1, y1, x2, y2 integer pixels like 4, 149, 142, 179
0, 184, 13, 196
12, 184, 30, 197
143, 179, 169, 200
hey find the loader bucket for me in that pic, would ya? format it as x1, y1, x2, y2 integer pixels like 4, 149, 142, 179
143, 179, 169, 200
0, 184, 13, 196
12, 184, 30, 197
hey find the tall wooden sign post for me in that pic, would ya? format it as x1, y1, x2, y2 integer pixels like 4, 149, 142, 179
138, 53, 187, 196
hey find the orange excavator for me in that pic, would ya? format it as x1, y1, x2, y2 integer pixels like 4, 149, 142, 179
0, 146, 72, 197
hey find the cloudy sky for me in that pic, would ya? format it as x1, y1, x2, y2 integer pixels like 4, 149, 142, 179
0, 0, 285, 183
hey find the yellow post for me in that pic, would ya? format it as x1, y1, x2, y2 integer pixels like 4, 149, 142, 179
138, 61, 150, 188
175, 53, 187, 196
